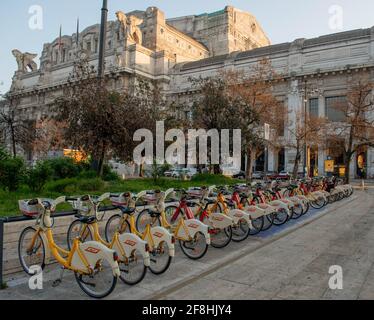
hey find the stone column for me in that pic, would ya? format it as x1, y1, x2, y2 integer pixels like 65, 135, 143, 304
367, 148, 374, 179
350, 155, 356, 180
318, 148, 325, 176
268, 148, 276, 172
286, 79, 303, 173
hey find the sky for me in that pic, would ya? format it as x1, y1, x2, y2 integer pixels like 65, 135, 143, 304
1, 0, 373, 93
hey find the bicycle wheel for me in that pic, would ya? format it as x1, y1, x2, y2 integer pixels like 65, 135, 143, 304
231, 219, 251, 242
67, 219, 93, 250
249, 216, 264, 235
118, 252, 147, 285
203, 215, 232, 248
149, 241, 172, 275
273, 208, 289, 226
18, 227, 45, 275
105, 214, 130, 242
74, 259, 117, 299
301, 201, 310, 215
310, 196, 326, 209
261, 213, 274, 231
179, 232, 209, 260
327, 193, 336, 204
136, 209, 161, 233
292, 202, 303, 219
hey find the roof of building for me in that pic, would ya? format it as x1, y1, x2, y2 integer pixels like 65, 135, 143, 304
179, 27, 373, 72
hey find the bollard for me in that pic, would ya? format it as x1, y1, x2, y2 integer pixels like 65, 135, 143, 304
0, 218, 4, 288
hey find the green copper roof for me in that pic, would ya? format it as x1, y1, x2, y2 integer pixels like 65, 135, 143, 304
196, 9, 225, 18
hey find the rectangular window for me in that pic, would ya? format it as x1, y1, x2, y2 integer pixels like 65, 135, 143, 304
325, 96, 347, 122
309, 98, 319, 117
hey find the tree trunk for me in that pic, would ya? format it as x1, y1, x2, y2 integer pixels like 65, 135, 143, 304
344, 159, 350, 184
344, 126, 355, 184
245, 147, 252, 182
245, 148, 256, 182
344, 151, 353, 184
97, 143, 106, 177
292, 145, 301, 179
10, 124, 16, 158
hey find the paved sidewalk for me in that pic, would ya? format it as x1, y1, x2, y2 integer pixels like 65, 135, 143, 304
0, 190, 373, 300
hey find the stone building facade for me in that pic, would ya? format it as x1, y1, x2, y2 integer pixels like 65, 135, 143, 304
170, 28, 374, 178
4, 6, 374, 178
166, 6, 270, 56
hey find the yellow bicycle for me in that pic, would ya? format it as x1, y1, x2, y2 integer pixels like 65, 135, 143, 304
106, 191, 175, 275
18, 197, 120, 299
66, 194, 150, 286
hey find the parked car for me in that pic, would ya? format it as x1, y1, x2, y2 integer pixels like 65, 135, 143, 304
268, 171, 291, 180
233, 171, 246, 180
167, 168, 197, 179
252, 171, 264, 180
164, 170, 173, 177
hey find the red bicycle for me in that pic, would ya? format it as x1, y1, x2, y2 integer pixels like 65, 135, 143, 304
165, 188, 233, 249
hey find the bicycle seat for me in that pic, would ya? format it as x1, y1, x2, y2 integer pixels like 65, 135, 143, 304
75, 215, 96, 224
119, 207, 136, 215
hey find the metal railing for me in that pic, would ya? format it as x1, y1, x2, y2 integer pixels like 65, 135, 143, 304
0, 209, 80, 288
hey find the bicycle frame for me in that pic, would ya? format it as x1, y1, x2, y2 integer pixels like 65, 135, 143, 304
29, 197, 120, 276
193, 201, 234, 231
76, 219, 150, 267
230, 190, 269, 220
213, 192, 253, 229
128, 213, 174, 256
111, 191, 176, 258
159, 208, 211, 245
255, 187, 291, 217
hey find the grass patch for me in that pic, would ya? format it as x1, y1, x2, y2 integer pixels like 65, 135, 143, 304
1, 282, 7, 290
0, 174, 241, 217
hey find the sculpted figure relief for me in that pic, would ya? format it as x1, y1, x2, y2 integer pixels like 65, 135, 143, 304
115, 11, 143, 45
12, 49, 38, 72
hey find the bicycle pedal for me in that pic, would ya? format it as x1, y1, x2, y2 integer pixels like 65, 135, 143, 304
52, 279, 62, 287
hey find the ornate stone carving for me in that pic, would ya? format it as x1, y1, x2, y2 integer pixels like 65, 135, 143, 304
115, 11, 143, 45
12, 49, 38, 73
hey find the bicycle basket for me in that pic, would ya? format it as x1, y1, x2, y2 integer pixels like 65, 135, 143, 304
18, 199, 55, 217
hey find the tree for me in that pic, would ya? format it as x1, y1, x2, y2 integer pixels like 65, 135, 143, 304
227, 60, 284, 180
190, 59, 284, 180
326, 77, 374, 183
0, 97, 35, 158
190, 73, 242, 174
281, 111, 326, 178
55, 59, 164, 176
32, 117, 66, 158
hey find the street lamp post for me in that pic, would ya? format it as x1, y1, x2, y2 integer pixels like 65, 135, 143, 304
98, 0, 108, 78
303, 80, 308, 178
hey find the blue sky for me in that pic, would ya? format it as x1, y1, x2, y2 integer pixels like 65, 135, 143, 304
1, 0, 373, 93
